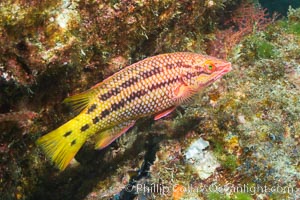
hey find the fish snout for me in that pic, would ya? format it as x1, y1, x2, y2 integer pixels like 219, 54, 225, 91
216, 61, 232, 73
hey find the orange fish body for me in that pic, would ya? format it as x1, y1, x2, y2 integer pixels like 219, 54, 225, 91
37, 52, 232, 170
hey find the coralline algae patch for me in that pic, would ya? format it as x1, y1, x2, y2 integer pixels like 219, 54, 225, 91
55, 0, 80, 29
40, 0, 81, 60
0, 0, 82, 85
0, 0, 237, 86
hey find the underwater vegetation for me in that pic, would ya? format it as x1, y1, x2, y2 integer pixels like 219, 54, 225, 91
0, 0, 300, 200
208, 2, 279, 59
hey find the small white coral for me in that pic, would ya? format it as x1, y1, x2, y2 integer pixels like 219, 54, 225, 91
207, 1, 215, 8
185, 138, 220, 179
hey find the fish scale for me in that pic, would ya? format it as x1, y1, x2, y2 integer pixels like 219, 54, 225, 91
91, 55, 182, 128
36, 52, 232, 170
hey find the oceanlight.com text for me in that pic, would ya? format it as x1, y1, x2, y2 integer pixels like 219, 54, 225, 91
124, 183, 297, 196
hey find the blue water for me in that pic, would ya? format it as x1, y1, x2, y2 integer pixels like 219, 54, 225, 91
259, 0, 300, 16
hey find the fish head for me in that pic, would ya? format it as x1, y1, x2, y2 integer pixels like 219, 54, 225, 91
187, 55, 232, 90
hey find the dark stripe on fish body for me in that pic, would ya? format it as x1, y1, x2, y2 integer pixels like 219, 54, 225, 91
198, 71, 212, 76
81, 124, 89, 132
149, 82, 160, 91
97, 74, 180, 123
186, 72, 202, 79
102, 76, 179, 115
100, 89, 147, 115
93, 116, 99, 124
129, 90, 147, 102
63, 131, 72, 137
193, 71, 205, 77
183, 71, 209, 80
148, 76, 178, 91
147, 76, 179, 92
99, 87, 121, 101
166, 63, 176, 69
121, 77, 138, 88
182, 64, 192, 68
101, 109, 110, 118
71, 139, 76, 146
99, 67, 162, 101
126, 90, 147, 103
110, 98, 126, 111
87, 104, 97, 114
99, 93, 109, 101
166, 61, 192, 69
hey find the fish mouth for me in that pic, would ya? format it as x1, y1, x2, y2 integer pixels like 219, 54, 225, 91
213, 61, 232, 81
222, 62, 232, 73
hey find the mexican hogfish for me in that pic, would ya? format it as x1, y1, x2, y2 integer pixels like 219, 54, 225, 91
37, 52, 232, 170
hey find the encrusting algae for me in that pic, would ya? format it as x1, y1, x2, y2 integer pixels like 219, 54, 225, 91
36, 52, 231, 171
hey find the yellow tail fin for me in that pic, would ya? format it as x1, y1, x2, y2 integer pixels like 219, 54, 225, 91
36, 117, 87, 171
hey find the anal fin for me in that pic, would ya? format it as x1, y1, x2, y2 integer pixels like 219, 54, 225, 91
95, 120, 136, 150
154, 106, 176, 120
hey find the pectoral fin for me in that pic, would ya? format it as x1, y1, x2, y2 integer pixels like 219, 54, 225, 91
95, 120, 135, 150
172, 83, 196, 105
154, 107, 176, 120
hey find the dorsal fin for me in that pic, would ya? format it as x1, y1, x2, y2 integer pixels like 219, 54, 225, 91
63, 89, 96, 113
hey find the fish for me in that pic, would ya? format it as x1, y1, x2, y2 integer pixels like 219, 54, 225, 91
36, 52, 232, 171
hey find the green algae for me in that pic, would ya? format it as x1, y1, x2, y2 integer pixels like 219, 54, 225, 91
287, 21, 300, 35
237, 33, 278, 60
212, 141, 238, 172
207, 192, 252, 200
222, 154, 238, 172
277, 7, 300, 35
256, 40, 276, 58
208, 192, 230, 200
233, 193, 252, 200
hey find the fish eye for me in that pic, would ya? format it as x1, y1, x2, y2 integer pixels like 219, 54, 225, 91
204, 61, 216, 73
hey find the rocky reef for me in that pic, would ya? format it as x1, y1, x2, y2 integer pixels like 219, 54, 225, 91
0, 0, 299, 200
